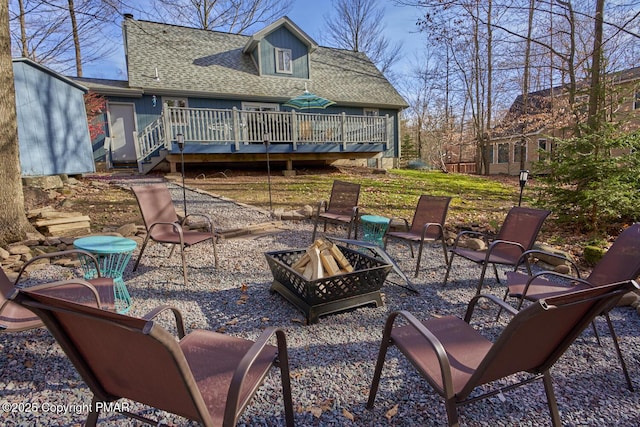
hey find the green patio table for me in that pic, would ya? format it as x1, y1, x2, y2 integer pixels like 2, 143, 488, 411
359, 215, 390, 247
73, 235, 136, 314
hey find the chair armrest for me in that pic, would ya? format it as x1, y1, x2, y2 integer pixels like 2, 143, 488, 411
464, 293, 519, 323
420, 222, 444, 239
148, 221, 183, 235
224, 327, 291, 424
514, 249, 582, 278
16, 279, 103, 309
15, 249, 103, 284
483, 239, 525, 262
382, 311, 454, 398
451, 230, 489, 249
143, 305, 186, 338
388, 216, 410, 231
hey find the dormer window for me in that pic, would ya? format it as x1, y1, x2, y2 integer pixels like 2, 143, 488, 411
275, 48, 292, 74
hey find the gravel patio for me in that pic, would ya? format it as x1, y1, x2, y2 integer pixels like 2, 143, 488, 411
1, 178, 639, 426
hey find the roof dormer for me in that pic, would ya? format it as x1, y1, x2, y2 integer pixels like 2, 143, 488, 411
243, 17, 318, 79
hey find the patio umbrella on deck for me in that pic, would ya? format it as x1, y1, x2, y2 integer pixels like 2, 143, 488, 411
284, 84, 335, 110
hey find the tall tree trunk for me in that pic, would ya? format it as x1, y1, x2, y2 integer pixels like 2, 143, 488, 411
485, 0, 493, 175
68, 0, 82, 76
18, 0, 27, 57
520, 0, 535, 171
588, 0, 605, 134
0, 1, 30, 247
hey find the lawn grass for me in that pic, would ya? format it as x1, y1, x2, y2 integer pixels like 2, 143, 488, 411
187, 169, 522, 233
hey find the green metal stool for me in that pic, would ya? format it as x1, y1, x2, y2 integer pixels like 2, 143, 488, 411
73, 235, 137, 314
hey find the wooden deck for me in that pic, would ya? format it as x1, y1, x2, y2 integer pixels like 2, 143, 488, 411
138, 106, 393, 173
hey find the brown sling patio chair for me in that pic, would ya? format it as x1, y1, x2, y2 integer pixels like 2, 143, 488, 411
367, 280, 639, 427
131, 183, 220, 286
1, 250, 115, 332
504, 222, 640, 391
384, 195, 452, 277
311, 180, 361, 242
12, 286, 294, 427
443, 206, 551, 295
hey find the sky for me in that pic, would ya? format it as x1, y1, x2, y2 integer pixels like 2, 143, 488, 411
81, 1, 427, 81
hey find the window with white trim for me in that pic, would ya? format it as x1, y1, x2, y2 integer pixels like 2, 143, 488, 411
514, 141, 527, 163
275, 48, 292, 74
364, 108, 379, 116
497, 143, 509, 163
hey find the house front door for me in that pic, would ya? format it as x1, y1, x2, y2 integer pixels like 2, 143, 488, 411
108, 103, 137, 164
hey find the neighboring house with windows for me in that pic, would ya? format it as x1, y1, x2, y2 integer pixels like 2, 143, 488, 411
74, 15, 407, 174
444, 66, 640, 175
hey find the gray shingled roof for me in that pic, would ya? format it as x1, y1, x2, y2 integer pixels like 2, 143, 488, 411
124, 18, 407, 109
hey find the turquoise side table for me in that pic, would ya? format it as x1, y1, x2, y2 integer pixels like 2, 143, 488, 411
73, 236, 137, 314
360, 215, 390, 247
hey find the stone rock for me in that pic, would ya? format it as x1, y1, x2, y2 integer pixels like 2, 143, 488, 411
553, 264, 572, 275
530, 243, 574, 267
459, 238, 485, 251
618, 291, 640, 307
0, 247, 10, 260
299, 205, 314, 218
7, 244, 31, 255
22, 175, 64, 190
44, 237, 62, 246
281, 210, 306, 220
117, 223, 139, 237
25, 231, 45, 242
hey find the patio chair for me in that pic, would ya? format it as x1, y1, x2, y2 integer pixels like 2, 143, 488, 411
131, 183, 220, 286
504, 223, 640, 391
12, 286, 294, 427
384, 195, 452, 277
443, 206, 551, 294
311, 180, 361, 242
367, 280, 639, 426
1, 250, 115, 332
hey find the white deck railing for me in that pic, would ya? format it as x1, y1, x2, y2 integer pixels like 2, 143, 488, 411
136, 106, 393, 168
164, 106, 391, 148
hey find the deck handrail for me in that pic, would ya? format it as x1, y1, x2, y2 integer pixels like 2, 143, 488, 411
164, 107, 391, 146
136, 106, 392, 166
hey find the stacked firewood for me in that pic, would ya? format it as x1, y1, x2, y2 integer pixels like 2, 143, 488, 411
291, 239, 354, 280
29, 208, 91, 237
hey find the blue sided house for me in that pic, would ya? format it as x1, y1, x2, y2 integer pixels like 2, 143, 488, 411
75, 15, 408, 174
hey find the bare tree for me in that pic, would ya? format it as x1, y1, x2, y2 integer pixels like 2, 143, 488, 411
0, 1, 31, 246
324, 0, 402, 80
9, 0, 121, 75
146, 0, 293, 33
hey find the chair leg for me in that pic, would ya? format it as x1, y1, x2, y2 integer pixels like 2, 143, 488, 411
604, 312, 634, 391
443, 252, 456, 286
492, 263, 501, 284
86, 396, 100, 427
132, 235, 151, 271
415, 240, 425, 277
366, 336, 392, 409
475, 263, 490, 295
542, 370, 561, 427
275, 330, 295, 427
311, 216, 320, 242
180, 243, 188, 286
440, 237, 448, 265
444, 398, 460, 427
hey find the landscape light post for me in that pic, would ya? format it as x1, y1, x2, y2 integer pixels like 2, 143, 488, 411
518, 169, 529, 207
264, 133, 273, 211
176, 133, 187, 216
